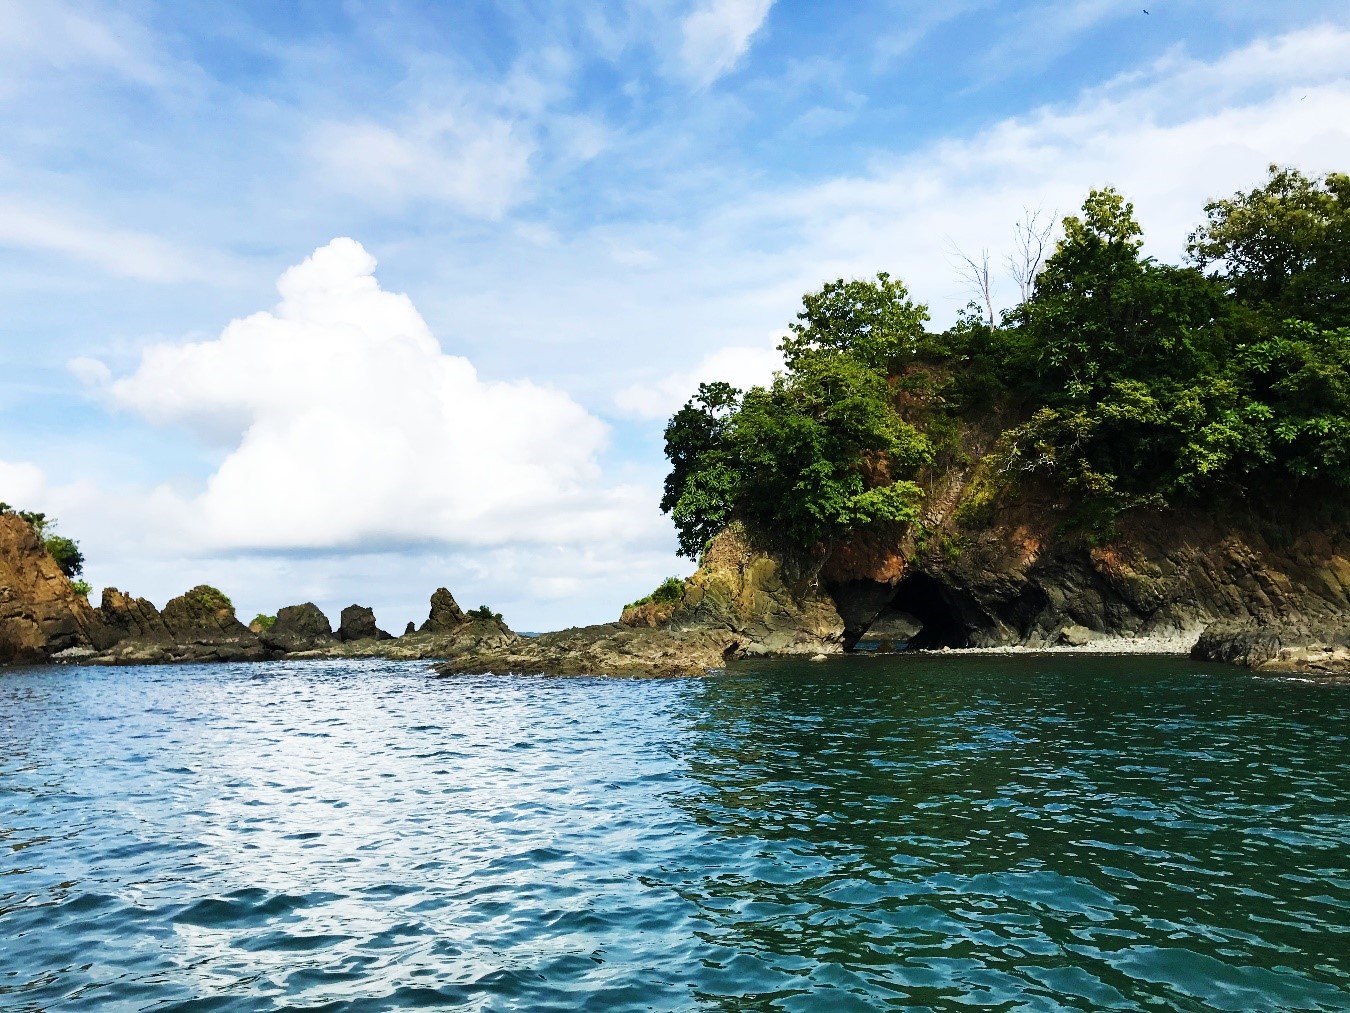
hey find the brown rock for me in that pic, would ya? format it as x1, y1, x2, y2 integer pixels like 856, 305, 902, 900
0, 512, 110, 663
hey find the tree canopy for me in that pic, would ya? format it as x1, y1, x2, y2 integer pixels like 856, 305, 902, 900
662, 166, 1350, 558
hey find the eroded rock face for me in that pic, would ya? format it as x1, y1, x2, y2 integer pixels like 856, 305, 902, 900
0, 513, 108, 663
812, 458, 1350, 665
263, 603, 335, 653
96, 584, 266, 664
666, 524, 845, 658
338, 604, 390, 642
99, 588, 171, 642
419, 588, 466, 633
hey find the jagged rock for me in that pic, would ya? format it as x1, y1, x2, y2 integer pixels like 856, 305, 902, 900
0, 512, 111, 663
404, 621, 416, 636
262, 603, 334, 653
338, 604, 389, 642
420, 587, 467, 633
96, 584, 266, 664
162, 585, 247, 637
99, 587, 171, 642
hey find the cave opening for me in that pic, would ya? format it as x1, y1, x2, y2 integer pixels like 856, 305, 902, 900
883, 572, 972, 650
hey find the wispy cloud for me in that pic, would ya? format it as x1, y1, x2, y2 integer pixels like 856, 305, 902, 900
679, 0, 775, 88
311, 113, 534, 217
0, 0, 164, 93
0, 200, 225, 282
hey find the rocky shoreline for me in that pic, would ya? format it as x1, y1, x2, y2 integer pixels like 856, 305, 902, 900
3, 507, 1349, 678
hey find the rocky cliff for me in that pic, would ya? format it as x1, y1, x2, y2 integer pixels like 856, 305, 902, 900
436, 462, 1350, 677
0, 513, 108, 664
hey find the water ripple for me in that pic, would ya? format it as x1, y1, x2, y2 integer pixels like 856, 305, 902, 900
0, 655, 1347, 1010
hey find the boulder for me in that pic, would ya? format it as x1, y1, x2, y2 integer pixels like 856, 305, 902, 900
1058, 624, 1097, 647
1193, 621, 1350, 675
419, 587, 467, 633
404, 621, 416, 636
263, 603, 334, 653
338, 604, 390, 642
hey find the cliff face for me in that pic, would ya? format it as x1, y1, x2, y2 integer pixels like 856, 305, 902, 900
0, 513, 109, 664
585, 456, 1350, 675
817, 471, 1350, 655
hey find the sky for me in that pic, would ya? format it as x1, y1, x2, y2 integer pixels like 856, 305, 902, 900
4, 0, 1350, 633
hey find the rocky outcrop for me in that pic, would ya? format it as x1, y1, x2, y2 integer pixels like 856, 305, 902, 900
337, 604, 389, 642
419, 588, 466, 633
95, 584, 266, 664
440, 524, 844, 677
801, 449, 1350, 669
344, 589, 516, 661
261, 603, 335, 653
98, 588, 171, 642
0, 512, 108, 663
1192, 621, 1350, 675
438, 624, 737, 678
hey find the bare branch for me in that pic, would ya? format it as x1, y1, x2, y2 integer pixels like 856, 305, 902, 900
1008, 207, 1055, 304
948, 241, 995, 327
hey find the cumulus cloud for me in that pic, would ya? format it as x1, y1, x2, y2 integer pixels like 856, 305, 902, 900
613, 342, 782, 419
85, 238, 659, 553
679, 0, 774, 87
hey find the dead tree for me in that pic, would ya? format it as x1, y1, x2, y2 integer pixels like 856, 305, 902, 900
1008, 207, 1054, 304
950, 243, 996, 327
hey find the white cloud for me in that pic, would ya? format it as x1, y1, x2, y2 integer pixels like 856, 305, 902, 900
0, 200, 222, 283
613, 342, 782, 419
679, 0, 774, 87
311, 113, 534, 216
85, 238, 660, 553
0, 459, 48, 508
0, 0, 162, 93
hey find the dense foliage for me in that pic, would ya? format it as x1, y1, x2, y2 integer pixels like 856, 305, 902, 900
625, 576, 686, 611
662, 166, 1350, 558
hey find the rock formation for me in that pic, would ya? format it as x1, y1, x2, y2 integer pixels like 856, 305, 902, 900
419, 587, 466, 633
95, 584, 266, 664
337, 604, 389, 642
0, 512, 108, 663
261, 603, 335, 653
439, 525, 844, 677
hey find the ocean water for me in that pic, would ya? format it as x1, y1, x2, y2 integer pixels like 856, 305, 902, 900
1, 655, 1348, 1012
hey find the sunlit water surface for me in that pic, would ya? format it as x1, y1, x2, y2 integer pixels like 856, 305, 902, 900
2, 656, 1348, 1011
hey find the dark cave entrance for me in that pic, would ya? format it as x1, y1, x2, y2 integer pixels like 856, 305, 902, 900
887, 572, 972, 649
831, 572, 977, 651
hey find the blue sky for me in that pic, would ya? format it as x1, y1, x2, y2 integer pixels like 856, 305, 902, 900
4, 0, 1350, 631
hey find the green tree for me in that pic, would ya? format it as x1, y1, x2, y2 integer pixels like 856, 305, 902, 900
662, 382, 743, 558
1188, 165, 1350, 328
779, 272, 929, 372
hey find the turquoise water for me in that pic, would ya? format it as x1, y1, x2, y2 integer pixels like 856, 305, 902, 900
2, 656, 1348, 1011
